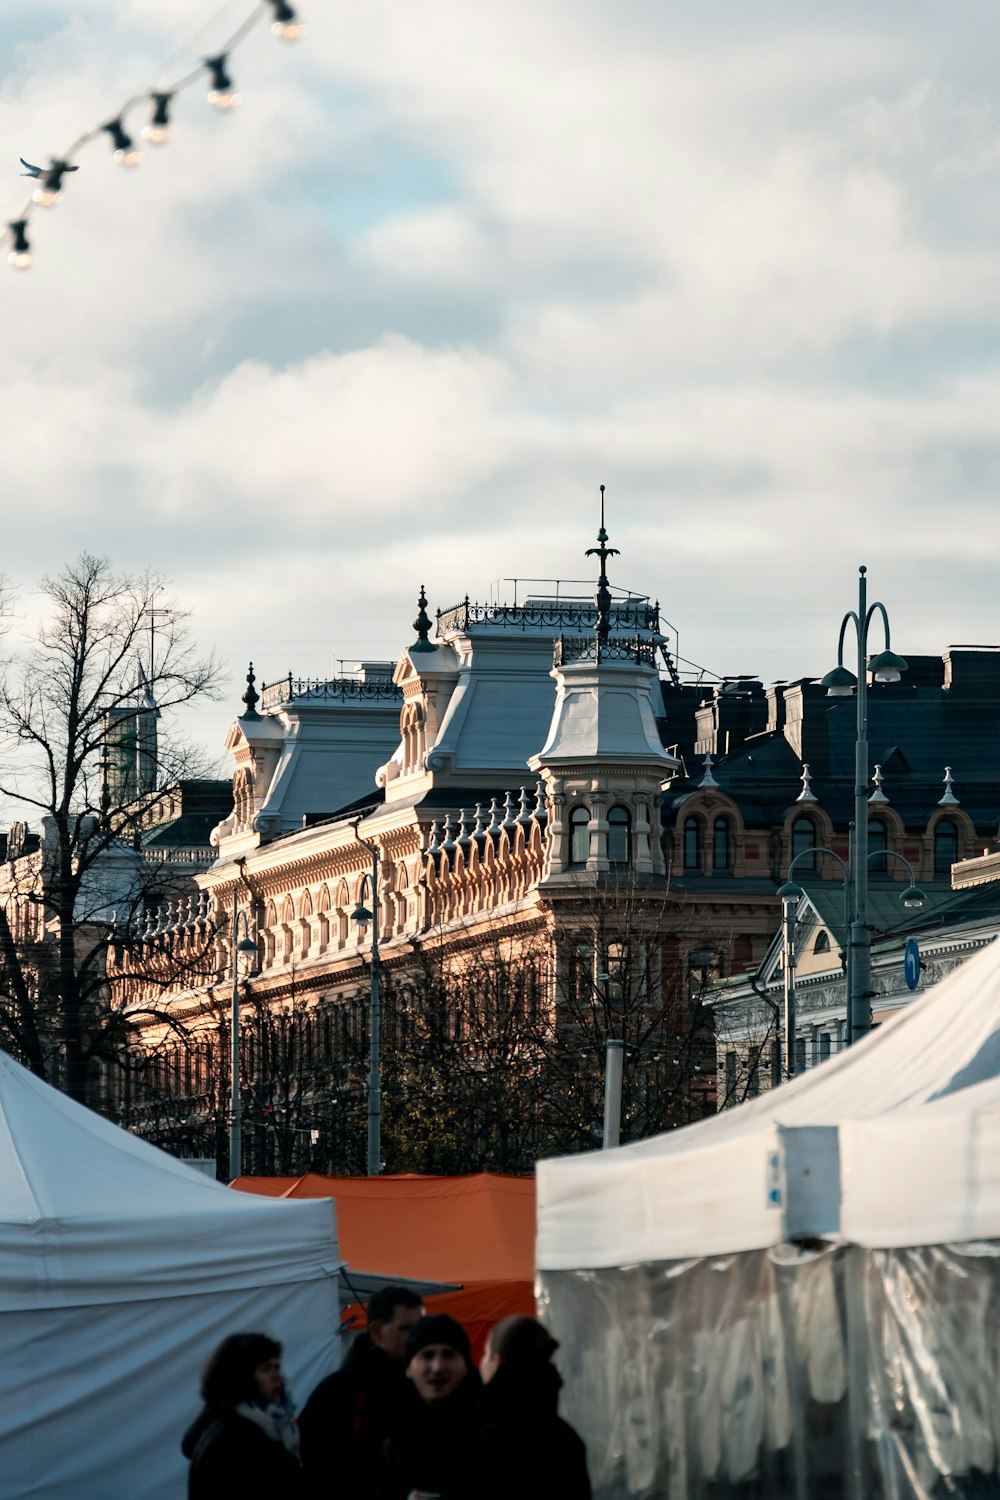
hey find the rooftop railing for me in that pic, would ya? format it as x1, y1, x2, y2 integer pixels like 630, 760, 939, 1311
260, 674, 402, 711
553, 635, 659, 668
436, 597, 660, 636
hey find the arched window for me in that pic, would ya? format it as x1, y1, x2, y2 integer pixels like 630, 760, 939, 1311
359, 875, 373, 909
814, 929, 831, 954
868, 820, 887, 874
683, 817, 700, 871
712, 817, 731, 872
791, 817, 817, 872
934, 818, 958, 875
608, 806, 632, 865
569, 806, 590, 867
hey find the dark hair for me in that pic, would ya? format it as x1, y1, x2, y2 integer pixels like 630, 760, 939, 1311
200, 1333, 282, 1407
367, 1284, 423, 1328
487, 1316, 558, 1366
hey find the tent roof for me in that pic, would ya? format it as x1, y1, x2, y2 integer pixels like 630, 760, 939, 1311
233, 1172, 534, 1284
537, 938, 1000, 1267
0, 1051, 340, 1308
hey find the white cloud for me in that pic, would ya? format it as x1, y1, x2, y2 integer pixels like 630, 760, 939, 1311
5, 0, 1000, 768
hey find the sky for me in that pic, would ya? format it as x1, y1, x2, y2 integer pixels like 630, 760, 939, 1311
5, 1, 1000, 773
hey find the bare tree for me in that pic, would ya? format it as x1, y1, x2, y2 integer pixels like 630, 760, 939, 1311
0, 555, 223, 1101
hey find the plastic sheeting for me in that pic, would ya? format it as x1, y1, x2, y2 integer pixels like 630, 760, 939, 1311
538, 1242, 1000, 1500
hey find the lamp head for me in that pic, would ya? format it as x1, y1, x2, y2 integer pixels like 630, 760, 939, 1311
869, 648, 908, 684
820, 664, 857, 697
901, 885, 926, 910
777, 880, 804, 901
352, 903, 372, 930
236, 934, 258, 954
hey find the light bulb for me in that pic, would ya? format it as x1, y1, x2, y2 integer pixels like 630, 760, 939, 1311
206, 55, 240, 110
104, 120, 141, 166
268, 0, 302, 36
142, 93, 172, 144
32, 159, 74, 208
7, 221, 32, 270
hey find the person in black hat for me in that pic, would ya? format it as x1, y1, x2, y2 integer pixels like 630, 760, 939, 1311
377, 1314, 482, 1500
473, 1315, 591, 1500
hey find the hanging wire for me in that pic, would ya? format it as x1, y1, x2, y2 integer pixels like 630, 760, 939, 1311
2, 0, 300, 266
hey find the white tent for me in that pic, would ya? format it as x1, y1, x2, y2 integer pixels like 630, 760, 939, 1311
535, 939, 1000, 1500
537, 936, 1000, 1267
0, 1052, 342, 1500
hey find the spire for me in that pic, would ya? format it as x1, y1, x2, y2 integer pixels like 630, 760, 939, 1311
241, 661, 260, 718
585, 483, 620, 653
411, 585, 436, 652
938, 766, 960, 806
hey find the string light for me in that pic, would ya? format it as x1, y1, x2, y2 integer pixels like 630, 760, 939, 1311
141, 93, 173, 145
7, 221, 32, 270
268, 1, 303, 40
103, 119, 143, 167
205, 54, 240, 110
6, 1, 303, 271
32, 160, 74, 208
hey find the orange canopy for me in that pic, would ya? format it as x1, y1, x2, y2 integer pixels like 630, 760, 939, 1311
232, 1172, 535, 1358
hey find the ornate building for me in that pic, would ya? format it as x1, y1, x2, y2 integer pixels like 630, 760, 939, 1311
106, 529, 1000, 1173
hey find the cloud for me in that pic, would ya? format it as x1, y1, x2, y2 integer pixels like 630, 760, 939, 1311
4, 0, 1000, 772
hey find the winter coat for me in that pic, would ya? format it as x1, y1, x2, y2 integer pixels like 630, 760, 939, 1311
471, 1359, 591, 1500
299, 1334, 413, 1499
377, 1373, 483, 1500
183, 1403, 306, 1500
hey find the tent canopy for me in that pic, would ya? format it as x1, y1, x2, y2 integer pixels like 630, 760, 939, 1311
233, 1171, 535, 1353
0, 1051, 342, 1500
537, 938, 1000, 1268
0, 1051, 340, 1308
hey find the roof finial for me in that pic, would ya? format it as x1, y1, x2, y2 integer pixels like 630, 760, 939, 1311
585, 482, 620, 651
411, 585, 435, 652
241, 661, 260, 717
413, 586, 431, 641
869, 764, 889, 804
938, 766, 960, 806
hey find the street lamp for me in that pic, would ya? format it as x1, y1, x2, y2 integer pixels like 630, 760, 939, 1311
228, 906, 258, 1182
820, 565, 909, 1047
595, 967, 624, 1149
778, 844, 924, 1079
351, 820, 382, 1177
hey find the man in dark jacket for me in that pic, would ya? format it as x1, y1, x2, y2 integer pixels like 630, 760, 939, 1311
299, 1284, 423, 1499
473, 1315, 591, 1500
378, 1314, 482, 1500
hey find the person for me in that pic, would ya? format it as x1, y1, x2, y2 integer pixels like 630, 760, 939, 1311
378, 1313, 482, 1500
299, 1284, 424, 1498
473, 1315, 591, 1500
182, 1332, 305, 1500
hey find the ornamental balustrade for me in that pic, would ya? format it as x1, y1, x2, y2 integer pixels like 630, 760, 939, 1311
260, 674, 402, 711
435, 597, 660, 636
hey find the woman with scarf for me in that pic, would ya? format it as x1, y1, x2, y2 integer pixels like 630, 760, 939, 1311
183, 1332, 305, 1500
474, 1315, 591, 1500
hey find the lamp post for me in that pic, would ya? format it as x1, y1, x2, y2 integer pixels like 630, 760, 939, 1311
778, 845, 924, 1079
820, 567, 909, 1047
350, 821, 381, 1177
228, 905, 258, 1182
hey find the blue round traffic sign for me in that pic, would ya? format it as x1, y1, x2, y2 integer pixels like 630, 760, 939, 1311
904, 937, 921, 991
